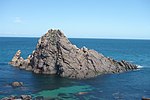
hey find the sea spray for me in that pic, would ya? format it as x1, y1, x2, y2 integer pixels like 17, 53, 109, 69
137, 65, 144, 68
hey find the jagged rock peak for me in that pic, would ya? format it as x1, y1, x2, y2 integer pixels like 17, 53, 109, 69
9, 29, 137, 79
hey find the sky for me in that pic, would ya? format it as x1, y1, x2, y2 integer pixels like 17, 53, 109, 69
0, 0, 150, 39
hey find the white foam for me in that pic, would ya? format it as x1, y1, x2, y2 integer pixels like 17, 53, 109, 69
137, 65, 144, 68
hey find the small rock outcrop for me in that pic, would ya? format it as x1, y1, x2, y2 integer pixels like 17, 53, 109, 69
9, 29, 137, 79
11, 82, 23, 87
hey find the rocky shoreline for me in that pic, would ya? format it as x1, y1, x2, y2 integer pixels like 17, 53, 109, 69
9, 29, 137, 79
1, 95, 32, 100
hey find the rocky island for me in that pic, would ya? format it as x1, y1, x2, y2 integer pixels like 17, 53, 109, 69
9, 29, 137, 79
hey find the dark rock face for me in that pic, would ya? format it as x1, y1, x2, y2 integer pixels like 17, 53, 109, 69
9, 29, 137, 79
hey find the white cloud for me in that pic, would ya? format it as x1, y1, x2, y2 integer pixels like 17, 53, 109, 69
14, 17, 22, 23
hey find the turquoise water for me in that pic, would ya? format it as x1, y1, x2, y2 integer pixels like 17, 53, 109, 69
0, 37, 150, 99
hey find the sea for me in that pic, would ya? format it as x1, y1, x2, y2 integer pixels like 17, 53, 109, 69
0, 37, 150, 100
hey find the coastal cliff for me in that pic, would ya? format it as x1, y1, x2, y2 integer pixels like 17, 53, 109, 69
9, 29, 137, 79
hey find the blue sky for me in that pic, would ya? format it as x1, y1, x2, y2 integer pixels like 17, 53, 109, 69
0, 0, 150, 39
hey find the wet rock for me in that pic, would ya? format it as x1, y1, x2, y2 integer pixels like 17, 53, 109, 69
11, 82, 23, 87
9, 29, 137, 79
1, 97, 9, 100
1, 95, 32, 100
25, 65, 32, 71
20, 95, 32, 100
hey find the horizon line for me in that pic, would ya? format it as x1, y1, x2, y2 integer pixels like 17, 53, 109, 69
0, 36, 150, 40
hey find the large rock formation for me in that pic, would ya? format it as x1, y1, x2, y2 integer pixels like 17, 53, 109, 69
9, 29, 137, 79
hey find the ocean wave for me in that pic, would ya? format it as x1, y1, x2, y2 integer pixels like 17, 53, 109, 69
137, 65, 144, 68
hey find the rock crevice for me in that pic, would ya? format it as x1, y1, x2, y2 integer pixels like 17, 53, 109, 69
9, 29, 137, 79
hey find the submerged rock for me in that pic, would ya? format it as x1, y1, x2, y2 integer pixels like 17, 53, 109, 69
9, 29, 137, 79
77, 92, 88, 95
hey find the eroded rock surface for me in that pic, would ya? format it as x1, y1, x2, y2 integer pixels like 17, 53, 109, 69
9, 29, 137, 79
